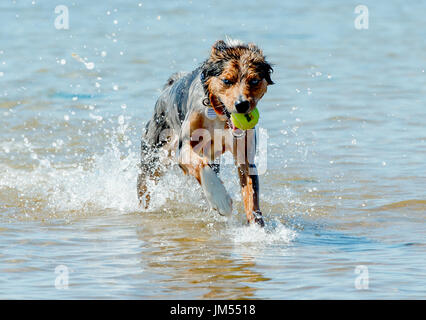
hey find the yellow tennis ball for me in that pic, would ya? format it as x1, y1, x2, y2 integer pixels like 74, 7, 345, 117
231, 107, 259, 130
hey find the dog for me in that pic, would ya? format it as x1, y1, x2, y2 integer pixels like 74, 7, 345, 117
137, 38, 273, 226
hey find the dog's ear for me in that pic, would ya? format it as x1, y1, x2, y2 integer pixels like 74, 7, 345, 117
210, 40, 228, 59
257, 61, 274, 85
212, 40, 227, 52
201, 42, 227, 93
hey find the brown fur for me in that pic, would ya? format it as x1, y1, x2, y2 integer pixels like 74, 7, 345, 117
138, 39, 273, 226
205, 41, 272, 116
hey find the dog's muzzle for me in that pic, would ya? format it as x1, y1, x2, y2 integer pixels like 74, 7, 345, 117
235, 100, 250, 113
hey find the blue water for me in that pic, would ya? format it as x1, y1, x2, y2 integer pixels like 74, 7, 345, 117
0, 0, 425, 299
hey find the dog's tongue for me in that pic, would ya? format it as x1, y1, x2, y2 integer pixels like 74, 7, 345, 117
231, 121, 237, 130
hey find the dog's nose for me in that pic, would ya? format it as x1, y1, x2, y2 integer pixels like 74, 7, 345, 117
235, 100, 250, 113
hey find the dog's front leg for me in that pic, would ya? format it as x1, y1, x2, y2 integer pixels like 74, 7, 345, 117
178, 141, 232, 216
234, 130, 264, 226
237, 164, 264, 226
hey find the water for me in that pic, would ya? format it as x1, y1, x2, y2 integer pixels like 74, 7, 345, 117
0, 0, 425, 299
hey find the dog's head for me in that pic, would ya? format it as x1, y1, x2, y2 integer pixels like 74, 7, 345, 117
201, 39, 274, 115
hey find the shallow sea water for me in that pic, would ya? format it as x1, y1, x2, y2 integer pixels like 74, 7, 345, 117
0, 0, 425, 299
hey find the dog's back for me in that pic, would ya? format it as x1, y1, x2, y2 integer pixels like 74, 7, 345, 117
143, 69, 201, 148
137, 68, 202, 206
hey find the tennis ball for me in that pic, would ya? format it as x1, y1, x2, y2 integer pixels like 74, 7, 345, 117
231, 107, 259, 130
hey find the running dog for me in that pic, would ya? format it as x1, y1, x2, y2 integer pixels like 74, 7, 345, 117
137, 38, 273, 226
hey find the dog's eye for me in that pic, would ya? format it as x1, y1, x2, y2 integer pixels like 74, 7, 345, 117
249, 79, 260, 86
222, 79, 233, 85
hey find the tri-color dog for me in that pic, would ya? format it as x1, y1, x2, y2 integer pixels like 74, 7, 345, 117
137, 39, 273, 226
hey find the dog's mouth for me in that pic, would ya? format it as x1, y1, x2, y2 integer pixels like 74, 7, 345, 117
213, 97, 257, 136
213, 100, 241, 133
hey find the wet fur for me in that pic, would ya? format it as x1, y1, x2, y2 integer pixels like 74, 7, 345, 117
137, 39, 273, 225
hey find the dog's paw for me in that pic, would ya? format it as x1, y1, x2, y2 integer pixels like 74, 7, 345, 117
200, 166, 232, 216
251, 210, 265, 227
212, 194, 233, 217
